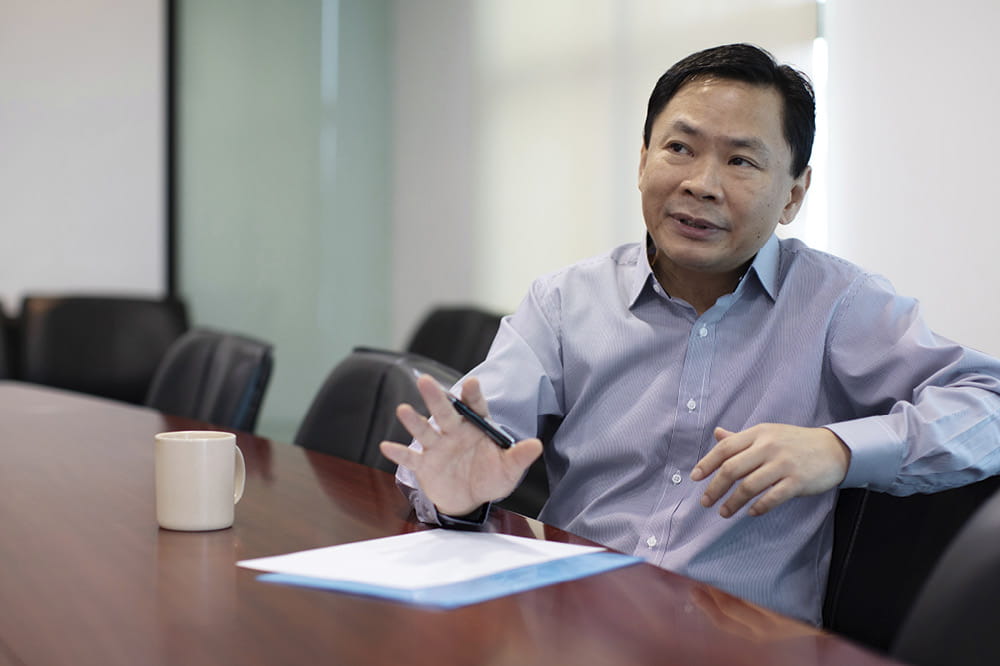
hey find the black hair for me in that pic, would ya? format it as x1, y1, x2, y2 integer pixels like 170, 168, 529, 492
642, 44, 815, 178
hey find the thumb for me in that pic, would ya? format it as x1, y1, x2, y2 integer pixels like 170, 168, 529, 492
506, 438, 543, 473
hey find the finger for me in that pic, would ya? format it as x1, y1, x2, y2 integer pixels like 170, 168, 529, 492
747, 478, 799, 517
458, 376, 490, 417
696, 433, 761, 506
395, 403, 442, 447
715, 427, 735, 441
414, 375, 463, 430
505, 438, 543, 472
691, 427, 747, 481
700, 447, 765, 511
378, 440, 419, 468
716, 463, 783, 518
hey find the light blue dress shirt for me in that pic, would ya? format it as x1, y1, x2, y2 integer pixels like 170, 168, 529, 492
396, 234, 1000, 624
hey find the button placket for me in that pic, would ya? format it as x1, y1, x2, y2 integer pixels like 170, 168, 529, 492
639, 318, 716, 563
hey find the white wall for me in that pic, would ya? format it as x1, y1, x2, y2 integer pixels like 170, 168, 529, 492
0, 0, 165, 311
825, 0, 1000, 355
391, 0, 480, 345
391, 0, 818, 345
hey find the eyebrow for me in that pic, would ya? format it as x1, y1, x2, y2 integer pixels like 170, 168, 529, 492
670, 120, 772, 157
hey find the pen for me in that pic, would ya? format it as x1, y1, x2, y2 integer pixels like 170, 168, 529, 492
408, 367, 515, 449
445, 392, 516, 449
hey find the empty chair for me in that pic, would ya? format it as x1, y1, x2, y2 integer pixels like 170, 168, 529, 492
295, 347, 462, 472
405, 305, 504, 374
823, 476, 1000, 652
19, 295, 188, 404
295, 346, 549, 518
892, 485, 1000, 666
145, 328, 273, 432
0, 304, 11, 379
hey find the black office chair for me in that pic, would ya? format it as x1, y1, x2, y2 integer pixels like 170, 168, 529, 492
823, 476, 1000, 653
294, 346, 549, 518
405, 305, 504, 374
295, 347, 462, 472
891, 485, 1000, 666
144, 328, 273, 433
0, 304, 12, 380
19, 295, 188, 404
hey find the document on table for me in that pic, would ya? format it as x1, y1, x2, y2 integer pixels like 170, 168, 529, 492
237, 529, 641, 608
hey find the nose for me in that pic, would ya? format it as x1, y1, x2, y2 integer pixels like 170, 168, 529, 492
682, 158, 722, 201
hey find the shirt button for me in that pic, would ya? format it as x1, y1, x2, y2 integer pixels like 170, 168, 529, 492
646, 536, 657, 548
671, 472, 683, 484
686, 399, 697, 411
699, 326, 708, 337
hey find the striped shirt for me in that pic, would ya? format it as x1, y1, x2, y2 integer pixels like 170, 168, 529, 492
397, 233, 1000, 624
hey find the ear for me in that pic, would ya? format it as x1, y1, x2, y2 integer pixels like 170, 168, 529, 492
638, 142, 649, 187
779, 165, 812, 226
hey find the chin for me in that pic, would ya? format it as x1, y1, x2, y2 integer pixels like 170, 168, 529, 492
656, 245, 724, 270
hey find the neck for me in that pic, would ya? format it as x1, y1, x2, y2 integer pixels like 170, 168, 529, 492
651, 255, 750, 316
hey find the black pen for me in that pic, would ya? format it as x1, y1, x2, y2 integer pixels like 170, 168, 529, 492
408, 368, 515, 449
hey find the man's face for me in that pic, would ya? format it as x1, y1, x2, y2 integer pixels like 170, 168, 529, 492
638, 77, 810, 286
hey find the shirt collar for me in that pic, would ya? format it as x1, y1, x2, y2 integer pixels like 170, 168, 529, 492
628, 233, 781, 308
624, 237, 659, 308
745, 233, 780, 301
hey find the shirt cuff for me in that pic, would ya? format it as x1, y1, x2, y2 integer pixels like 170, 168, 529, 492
435, 504, 491, 530
825, 415, 904, 490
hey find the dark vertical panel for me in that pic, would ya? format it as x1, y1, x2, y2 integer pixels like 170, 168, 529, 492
165, 0, 178, 297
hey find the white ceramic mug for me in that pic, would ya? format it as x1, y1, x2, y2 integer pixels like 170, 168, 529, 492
155, 431, 246, 531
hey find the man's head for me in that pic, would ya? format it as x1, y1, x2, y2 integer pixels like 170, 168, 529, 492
643, 44, 814, 178
637, 45, 814, 305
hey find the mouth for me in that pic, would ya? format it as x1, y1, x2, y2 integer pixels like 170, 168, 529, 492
670, 213, 722, 232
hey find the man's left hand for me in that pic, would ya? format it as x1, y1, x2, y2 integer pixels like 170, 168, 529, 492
691, 424, 851, 518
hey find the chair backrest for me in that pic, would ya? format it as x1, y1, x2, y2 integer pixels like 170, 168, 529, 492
294, 347, 462, 472
891, 485, 1000, 666
0, 304, 11, 379
405, 305, 504, 374
144, 328, 273, 432
295, 346, 550, 518
19, 295, 188, 404
823, 476, 1000, 652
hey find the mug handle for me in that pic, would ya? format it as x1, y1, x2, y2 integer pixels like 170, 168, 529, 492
233, 446, 246, 504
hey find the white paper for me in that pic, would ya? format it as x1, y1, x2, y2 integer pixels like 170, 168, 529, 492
237, 530, 605, 590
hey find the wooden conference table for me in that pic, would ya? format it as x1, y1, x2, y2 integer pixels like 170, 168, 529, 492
0, 382, 904, 666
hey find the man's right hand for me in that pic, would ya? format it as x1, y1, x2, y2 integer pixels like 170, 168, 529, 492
378, 375, 543, 517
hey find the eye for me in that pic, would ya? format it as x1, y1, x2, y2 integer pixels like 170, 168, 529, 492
730, 156, 758, 168
666, 141, 691, 155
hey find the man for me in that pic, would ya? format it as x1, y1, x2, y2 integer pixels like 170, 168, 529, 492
380, 43, 1000, 624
